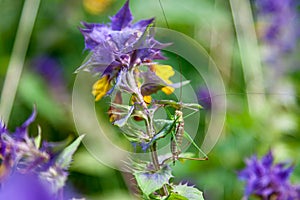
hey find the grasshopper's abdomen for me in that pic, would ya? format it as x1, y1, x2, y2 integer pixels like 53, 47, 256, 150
171, 110, 184, 162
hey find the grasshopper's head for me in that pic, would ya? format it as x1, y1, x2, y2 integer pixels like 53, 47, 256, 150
175, 110, 183, 121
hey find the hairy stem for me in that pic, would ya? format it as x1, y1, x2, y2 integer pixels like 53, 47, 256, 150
131, 68, 169, 196
150, 142, 160, 171
150, 142, 168, 196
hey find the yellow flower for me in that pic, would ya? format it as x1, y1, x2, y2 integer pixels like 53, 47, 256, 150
130, 94, 152, 105
83, 0, 112, 15
143, 95, 152, 104
150, 64, 175, 95
92, 75, 112, 101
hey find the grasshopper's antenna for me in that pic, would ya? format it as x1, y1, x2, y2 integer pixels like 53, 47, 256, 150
158, 1, 186, 165
158, 0, 169, 28
178, 57, 183, 106
158, 0, 183, 105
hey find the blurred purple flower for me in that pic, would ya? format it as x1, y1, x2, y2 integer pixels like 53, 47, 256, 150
0, 109, 82, 199
32, 56, 64, 87
238, 151, 299, 200
254, 0, 299, 73
0, 109, 50, 182
197, 87, 211, 110
255, 0, 299, 51
32, 55, 69, 103
0, 173, 52, 200
0, 120, 15, 182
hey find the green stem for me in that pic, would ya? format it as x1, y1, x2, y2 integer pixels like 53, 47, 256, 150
229, 0, 266, 115
0, 0, 41, 124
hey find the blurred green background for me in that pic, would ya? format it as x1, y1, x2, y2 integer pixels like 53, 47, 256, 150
0, 0, 299, 199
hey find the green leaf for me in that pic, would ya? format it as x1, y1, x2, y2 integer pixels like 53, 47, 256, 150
55, 135, 85, 170
171, 183, 204, 200
167, 193, 188, 200
134, 165, 173, 196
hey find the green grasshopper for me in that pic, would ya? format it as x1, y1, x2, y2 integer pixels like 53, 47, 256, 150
147, 100, 208, 165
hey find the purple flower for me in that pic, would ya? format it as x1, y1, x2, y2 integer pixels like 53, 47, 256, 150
256, 0, 293, 14
0, 110, 49, 178
0, 121, 14, 182
0, 109, 83, 199
0, 109, 51, 181
197, 87, 211, 110
13, 107, 37, 140
0, 173, 52, 200
32, 55, 69, 103
77, 0, 169, 101
255, 0, 298, 47
238, 151, 299, 200
32, 56, 64, 87
254, 0, 299, 63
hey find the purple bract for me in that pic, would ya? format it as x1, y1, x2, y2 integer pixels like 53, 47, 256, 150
77, 0, 168, 76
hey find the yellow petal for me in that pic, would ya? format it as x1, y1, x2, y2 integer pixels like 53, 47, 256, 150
130, 94, 152, 105
92, 75, 111, 101
151, 64, 175, 84
150, 65, 175, 95
108, 108, 118, 122
129, 94, 137, 105
161, 86, 174, 95
143, 95, 152, 104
